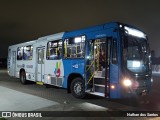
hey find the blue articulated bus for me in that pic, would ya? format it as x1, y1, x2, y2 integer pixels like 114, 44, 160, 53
8, 22, 152, 99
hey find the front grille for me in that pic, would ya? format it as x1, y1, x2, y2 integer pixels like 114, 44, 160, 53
136, 77, 151, 87
133, 76, 151, 94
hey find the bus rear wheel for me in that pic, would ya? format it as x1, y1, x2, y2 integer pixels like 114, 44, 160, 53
20, 71, 27, 84
71, 78, 86, 99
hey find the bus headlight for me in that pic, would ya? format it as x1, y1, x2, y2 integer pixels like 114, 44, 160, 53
123, 79, 132, 87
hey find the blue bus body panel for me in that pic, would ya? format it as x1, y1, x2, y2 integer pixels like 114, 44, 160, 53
62, 59, 84, 88
62, 22, 121, 98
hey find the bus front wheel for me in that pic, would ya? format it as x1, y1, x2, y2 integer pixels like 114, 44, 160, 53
71, 77, 86, 99
20, 71, 27, 84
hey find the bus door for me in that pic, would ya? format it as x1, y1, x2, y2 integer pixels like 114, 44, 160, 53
85, 38, 111, 97
36, 47, 45, 82
11, 51, 16, 76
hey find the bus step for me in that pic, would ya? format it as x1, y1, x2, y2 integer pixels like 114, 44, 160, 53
94, 84, 105, 93
87, 92, 105, 97
94, 84, 105, 87
94, 71, 105, 78
94, 77, 105, 84
36, 82, 44, 85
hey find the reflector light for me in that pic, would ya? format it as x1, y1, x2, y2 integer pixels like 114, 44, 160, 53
111, 85, 115, 89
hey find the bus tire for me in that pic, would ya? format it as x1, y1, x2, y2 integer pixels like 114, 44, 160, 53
20, 71, 27, 84
71, 77, 86, 99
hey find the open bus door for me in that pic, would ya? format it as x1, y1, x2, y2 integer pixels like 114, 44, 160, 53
85, 37, 111, 98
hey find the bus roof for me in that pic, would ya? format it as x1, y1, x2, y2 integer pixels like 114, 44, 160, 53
63, 22, 119, 38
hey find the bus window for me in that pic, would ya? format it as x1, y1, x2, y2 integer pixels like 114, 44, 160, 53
23, 45, 33, 60
47, 40, 62, 60
64, 36, 85, 58
17, 47, 23, 60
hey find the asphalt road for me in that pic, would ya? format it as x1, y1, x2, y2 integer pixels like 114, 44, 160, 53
0, 68, 159, 120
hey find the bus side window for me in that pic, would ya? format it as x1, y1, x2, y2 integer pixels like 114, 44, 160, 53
64, 36, 85, 58
17, 47, 23, 60
112, 39, 118, 64
23, 45, 33, 60
47, 40, 62, 60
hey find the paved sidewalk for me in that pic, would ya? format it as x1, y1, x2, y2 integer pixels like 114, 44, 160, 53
0, 86, 59, 111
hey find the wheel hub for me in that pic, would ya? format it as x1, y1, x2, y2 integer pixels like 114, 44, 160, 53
74, 82, 82, 95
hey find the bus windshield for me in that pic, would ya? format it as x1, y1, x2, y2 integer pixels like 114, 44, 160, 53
123, 35, 149, 74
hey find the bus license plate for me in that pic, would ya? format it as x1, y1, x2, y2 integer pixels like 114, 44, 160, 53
142, 92, 147, 96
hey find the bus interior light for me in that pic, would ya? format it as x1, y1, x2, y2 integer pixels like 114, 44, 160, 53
86, 56, 90, 59
132, 61, 141, 67
74, 37, 81, 43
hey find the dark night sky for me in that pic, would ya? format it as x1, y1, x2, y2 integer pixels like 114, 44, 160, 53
0, 0, 160, 58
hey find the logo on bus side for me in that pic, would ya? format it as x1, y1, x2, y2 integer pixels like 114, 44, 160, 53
72, 63, 78, 69
26, 65, 33, 68
17, 64, 25, 68
54, 62, 61, 77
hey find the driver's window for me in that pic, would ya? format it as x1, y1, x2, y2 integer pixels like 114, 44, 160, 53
141, 41, 147, 53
